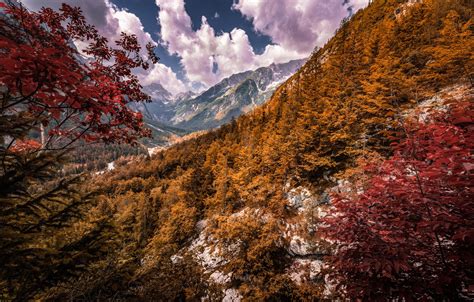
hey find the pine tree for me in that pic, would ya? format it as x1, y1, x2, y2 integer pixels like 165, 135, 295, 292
0, 1, 156, 299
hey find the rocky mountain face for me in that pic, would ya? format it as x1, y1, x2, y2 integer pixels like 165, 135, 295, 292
132, 83, 175, 123
137, 58, 306, 136
171, 58, 306, 130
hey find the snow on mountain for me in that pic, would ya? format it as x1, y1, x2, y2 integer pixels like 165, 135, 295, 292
128, 59, 306, 147
173, 90, 197, 104
136, 58, 307, 133
171, 58, 306, 130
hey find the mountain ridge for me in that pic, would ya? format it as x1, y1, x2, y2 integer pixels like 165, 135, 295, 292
138, 58, 306, 133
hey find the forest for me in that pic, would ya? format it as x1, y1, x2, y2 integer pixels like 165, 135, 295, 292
0, 0, 473, 301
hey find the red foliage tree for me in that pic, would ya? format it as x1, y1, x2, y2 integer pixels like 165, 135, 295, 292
0, 2, 158, 299
0, 1, 157, 150
321, 100, 474, 300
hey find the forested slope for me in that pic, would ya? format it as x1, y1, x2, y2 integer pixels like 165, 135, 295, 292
39, 0, 473, 300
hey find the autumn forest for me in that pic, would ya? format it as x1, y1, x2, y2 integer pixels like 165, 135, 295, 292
0, 0, 473, 301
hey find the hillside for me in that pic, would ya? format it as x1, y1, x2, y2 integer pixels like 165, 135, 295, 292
172, 59, 306, 130
136, 59, 306, 135
11, 0, 473, 300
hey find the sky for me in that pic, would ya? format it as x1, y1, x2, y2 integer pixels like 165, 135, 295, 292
21, 0, 369, 95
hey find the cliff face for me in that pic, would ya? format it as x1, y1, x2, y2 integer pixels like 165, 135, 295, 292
68, 0, 473, 300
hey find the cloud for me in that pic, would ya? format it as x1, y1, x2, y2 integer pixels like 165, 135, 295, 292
232, 0, 369, 54
139, 63, 187, 94
20, 0, 187, 94
21, 0, 370, 93
156, 0, 306, 88
155, 0, 368, 89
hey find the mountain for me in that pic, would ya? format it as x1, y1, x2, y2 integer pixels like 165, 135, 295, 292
33, 0, 474, 300
173, 90, 197, 104
141, 118, 189, 147
133, 83, 174, 122
172, 59, 306, 130
138, 59, 306, 134
127, 83, 189, 146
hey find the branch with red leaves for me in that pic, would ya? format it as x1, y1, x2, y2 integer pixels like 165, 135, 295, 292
0, 1, 158, 152
321, 100, 474, 300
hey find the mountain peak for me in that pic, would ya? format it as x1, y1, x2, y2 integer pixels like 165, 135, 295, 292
170, 58, 307, 130
173, 90, 197, 103
134, 58, 307, 137
143, 83, 172, 101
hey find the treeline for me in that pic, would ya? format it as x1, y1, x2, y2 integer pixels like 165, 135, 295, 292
62, 143, 146, 175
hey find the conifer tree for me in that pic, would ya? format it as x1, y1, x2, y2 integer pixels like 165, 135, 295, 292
0, 1, 156, 299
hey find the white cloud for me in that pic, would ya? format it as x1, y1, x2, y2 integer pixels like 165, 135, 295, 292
156, 0, 307, 88
232, 0, 369, 54
21, 0, 370, 93
20, 0, 187, 94
155, 0, 369, 89
214, 12, 220, 18
139, 63, 187, 94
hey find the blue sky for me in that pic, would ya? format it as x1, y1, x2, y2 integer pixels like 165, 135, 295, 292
22, 0, 368, 94
111, 0, 273, 86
